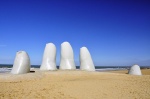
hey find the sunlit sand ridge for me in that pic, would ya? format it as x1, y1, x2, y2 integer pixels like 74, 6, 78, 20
0, 70, 150, 99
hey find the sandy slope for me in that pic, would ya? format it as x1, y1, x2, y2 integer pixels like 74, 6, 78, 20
0, 70, 150, 99
109, 69, 150, 75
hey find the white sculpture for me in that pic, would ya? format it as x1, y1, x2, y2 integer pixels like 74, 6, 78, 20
59, 42, 76, 70
11, 51, 30, 74
40, 43, 57, 70
128, 64, 142, 75
80, 47, 95, 71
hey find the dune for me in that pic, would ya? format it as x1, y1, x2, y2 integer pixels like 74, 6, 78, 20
0, 70, 150, 99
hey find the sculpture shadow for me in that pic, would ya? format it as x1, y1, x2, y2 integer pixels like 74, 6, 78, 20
30, 71, 35, 73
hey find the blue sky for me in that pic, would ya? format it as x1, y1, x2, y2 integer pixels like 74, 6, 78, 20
0, 0, 150, 66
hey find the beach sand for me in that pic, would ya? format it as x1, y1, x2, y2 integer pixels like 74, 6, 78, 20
109, 69, 150, 75
0, 69, 150, 99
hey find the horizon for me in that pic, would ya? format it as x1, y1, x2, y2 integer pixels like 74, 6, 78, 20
0, 0, 150, 66
0, 64, 150, 67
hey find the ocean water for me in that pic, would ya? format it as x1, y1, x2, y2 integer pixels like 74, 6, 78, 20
0, 64, 149, 73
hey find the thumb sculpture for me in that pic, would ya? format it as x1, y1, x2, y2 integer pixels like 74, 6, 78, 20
80, 47, 95, 71
59, 42, 76, 70
11, 51, 30, 74
40, 43, 57, 70
128, 64, 142, 75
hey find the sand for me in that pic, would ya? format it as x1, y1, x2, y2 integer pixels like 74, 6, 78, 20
109, 69, 150, 75
0, 69, 150, 99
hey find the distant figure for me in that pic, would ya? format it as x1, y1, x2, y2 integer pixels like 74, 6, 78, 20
80, 47, 95, 71
40, 43, 57, 71
128, 64, 142, 75
11, 51, 30, 74
59, 42, 76, 70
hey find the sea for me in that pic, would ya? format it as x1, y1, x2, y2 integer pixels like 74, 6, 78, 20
0, 64, 149, 73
